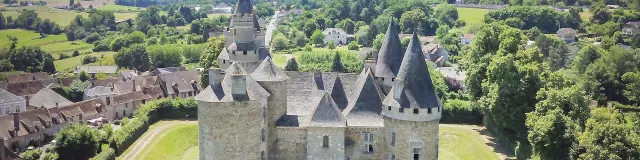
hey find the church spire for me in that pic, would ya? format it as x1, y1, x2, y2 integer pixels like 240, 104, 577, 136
375, 18, 404, 78
234, 0, 253, 14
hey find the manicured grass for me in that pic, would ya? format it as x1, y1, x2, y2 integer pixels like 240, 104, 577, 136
54, 51, 116, 72
439, 125, 500, 160
180, 147, 199, 160
39, 41, 93, 54
136, 124, 198, 160
98, 4, 143, 12
0, 29, 67, 47
457, 7, 490, 25
272, 54, 288, 68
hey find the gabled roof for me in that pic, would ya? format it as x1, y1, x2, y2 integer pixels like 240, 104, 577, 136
74, 66, 118, 74
156, 67, 187, 75
91, 78, 121, 88
195, 63, 269, 102
158, 71, 200, 95
57, 99, 102, 120
6, 81, 44, 96
284, 71, 359, 116
28, 88, 72, 108
0, 88, 24, 104
112, 91, 150, 105
234, 0, 253, 14
322, 28, 347, 35
251, 57, 289, 82
557, 28, 577, 36
308, 92, 346, 127
343, 68, 384, 127
143, 86, 164, 99
383, 33, 441, 109
330, 76, 348, 111
375, 18, 404, 78
218, 48, 230, 60
84, 86, 116, 97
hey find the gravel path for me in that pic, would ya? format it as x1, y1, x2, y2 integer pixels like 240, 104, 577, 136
118, 121, 197, 160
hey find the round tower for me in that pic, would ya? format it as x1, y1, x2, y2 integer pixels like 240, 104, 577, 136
382, 33, 442, 160
374, 18, 404, 94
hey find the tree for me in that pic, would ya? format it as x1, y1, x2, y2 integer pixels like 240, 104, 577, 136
7, 36, 17, 50
285, 58, 299, 71
255, 2, 275, 18
20, 149, 41, 160
400, 9, 425, 33
55, 124, 99, 160
622, 72, 640, 104
272, 33, 289, 50
336, 18, 355, 34
68, 0, 74, 6
72, 50, 80, 57
0, 12, 5, 29
41, 54, 56, 74
631, 34, 640, 49
434, 4, 458, 27
331, 52, 344, 72
327, 40, 336, 50
355, 25, 373, 47
578, 108, 640, 160
311, 30, 324, 46
535, 35, 568, 71
571, 44, 603, 73
372, 33, 384, 50
147, 45, 183, 68
347, 41, 359, 50
199, 36, 224, 87
114, 44, 150, 71
78, 71, 89, 82
202, 23, 210, 42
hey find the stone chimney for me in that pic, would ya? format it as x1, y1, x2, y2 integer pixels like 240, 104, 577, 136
12, 112, 19, 135
231, 74, 247, 95
313, 70, 324, 90
132, 79, 137, 92
208, 68, 225, 89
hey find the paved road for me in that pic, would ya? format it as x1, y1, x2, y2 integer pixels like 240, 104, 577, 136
264, 11, 280, 48
117, 121, 197, 160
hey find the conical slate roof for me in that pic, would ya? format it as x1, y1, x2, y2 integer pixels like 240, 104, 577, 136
375, 18, 404, 78
234, 0, 253, 14
343, 67, 384, 127
383, 32, 441, 109
251, 56, 289, 81
309, 92, 346, 127
330, 76, 348, 111
195, 63, 270, 102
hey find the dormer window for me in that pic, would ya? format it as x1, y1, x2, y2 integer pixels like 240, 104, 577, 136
243, 51, 247, 55
428, 108, 432, 114
388, 106, 391, 110
413, 108, 419, 114
399, 108, 404, 113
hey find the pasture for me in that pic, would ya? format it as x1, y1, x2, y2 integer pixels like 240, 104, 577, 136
99, 4, 143, 12
457, 7, 490, 25
1, 6, 138, 26
54, 51, 116, 72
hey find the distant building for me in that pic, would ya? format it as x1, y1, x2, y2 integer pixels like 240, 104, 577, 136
211, 3, 233, 13
623, 21, 640, 36
28, 88, 73, 109
556, 28, 577, 43
422, 44, 449, 67
155, 66, 187, 75
323, 28, 349, 45
0, 88, 25, 115
461, 34, 475, 45
157, 71, 201, 98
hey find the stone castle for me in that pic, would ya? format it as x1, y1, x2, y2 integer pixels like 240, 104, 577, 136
195, 0, 442, 159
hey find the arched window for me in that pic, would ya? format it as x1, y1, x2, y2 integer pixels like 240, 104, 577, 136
322, 135, 329, 148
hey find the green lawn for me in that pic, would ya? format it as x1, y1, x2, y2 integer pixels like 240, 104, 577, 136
134, 124, 198, 160
54, 51, 116, 72
98, 4, 143, 12
40, 41, 93, 54
272, 54, 288, 68
439, 125, 501, 160
0, 29, 67, 47
457, 7, 490, 25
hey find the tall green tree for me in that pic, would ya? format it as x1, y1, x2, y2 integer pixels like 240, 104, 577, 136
0, 12, 5, 29
114, 44, 150, 71
199, 36, 224, 87
147, 45, 182, 68
434, 4, 459, 27
285, 58, 299, 71
310, 30, 324, 46
272, 33, 289, 50
571, 44, 604, 73
622, 72, 640, 104
578, 108, 640, 160
41, 54, 56, 74
399, 9, 425, 33
55, 124, 99, 160
331, 52, 344, 72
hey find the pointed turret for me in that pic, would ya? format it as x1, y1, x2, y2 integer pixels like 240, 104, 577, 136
375, 18, 404, 78
384, 32, 441, 109
330, 76, 348, 111
342, 68, 384, 127
251, 56, 289, 82
309, 92, 346, 127
195, 62, 270, 102
234, 0, 253, 14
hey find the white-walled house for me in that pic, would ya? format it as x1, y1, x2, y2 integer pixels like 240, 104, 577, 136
323, 28, 349, 45
0, 88, 26, 115
556, 28, 577, 43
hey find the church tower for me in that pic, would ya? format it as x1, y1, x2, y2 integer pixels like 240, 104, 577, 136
374, 18, 404, 94
382, 33, 442, 160
218, 0, 270, 73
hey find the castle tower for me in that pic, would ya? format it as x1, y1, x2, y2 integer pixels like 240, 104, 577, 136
381, 33, 442, 160
374, 18, 404, 94
219, 0, 269, 73
195, 62, 271, 160
250, 56, 289, 160
306, 92, 346, 160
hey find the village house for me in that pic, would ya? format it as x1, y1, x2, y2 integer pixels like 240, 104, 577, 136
0, 89, 26, 115
84, 86, 117, 104
27, 88, 73, 110
623, 21, 640, 36
461, 34, 475, 45
157, 71, 201, 98
422, 43, 449, 67
556, 28, 577, 43
323, 28, 350, 45
106, 91, 150, 119
118, 70, 139, 81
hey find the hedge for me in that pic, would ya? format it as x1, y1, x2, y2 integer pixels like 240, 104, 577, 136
612, 102, 640, 112
89, 147, 115, 160
109, 98, 197, 154
297, 50, 363, 73
441, 99, 483, 124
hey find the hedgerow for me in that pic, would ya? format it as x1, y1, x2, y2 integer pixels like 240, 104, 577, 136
297, 50, 362, 73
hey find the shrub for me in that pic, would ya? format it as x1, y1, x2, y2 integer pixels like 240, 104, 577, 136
20, 149, 41, 160
86, 32, 101, 43
83, 55, 98, 64
89, 147, 115, 160
285, 58, 299, 71
72, 50, 80, 57
298, 50, 362, 73
42, 152, 58, 160
54, 124, 100, 160
327, 40, 336, 49
59, 53, 69, 60
347, 41, 359, 50
441, 99, 483, 124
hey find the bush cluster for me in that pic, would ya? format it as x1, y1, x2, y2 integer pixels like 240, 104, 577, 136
89, 147, 115, 160
109, 98, 197, 154
297, 50, 362, 73
441, 99, 483, 124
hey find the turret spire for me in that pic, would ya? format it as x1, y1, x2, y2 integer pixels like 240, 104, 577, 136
375, 18, 404, 78
234, 0, 253, 14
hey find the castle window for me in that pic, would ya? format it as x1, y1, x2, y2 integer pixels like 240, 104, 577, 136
322, 135, 329, 148
392, 78, 395, 81
243, 51, 247, 55
223, 60, 226, 64
438, 106, 440, 112
232, 51, 236, 54
362, 132, 374, 153
413, 108, 419, 114
381, 77, 384, 81
413, 148, 421, 160
388, 106, 391, 110
399, 108, 404, 113
106, 97, 110, 105
391, 131, 396, 146
428, 108, 432, 114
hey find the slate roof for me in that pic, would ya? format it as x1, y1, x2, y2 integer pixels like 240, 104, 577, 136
6, 72, 51, 84
74, 66, 118, 74
84, 86, 116, 97
91, 78, 121, 88
343, 68, 384, 127
375, 18, 404, 78
57, 99, 102, 120
113, 80, 142, 95
131, 76, 157, 88
308, 92, 346, 127
195, 63, 270, 102
158, 71, 201, 95
0, 88, 23, 104
330, 76, 348, 111
112, 91, 150, 105
383, 33, 441, 109
156, 67, 187, 75
28, 88, 73, 109
6, 81, 44, 96
120, 70, 138, 80
228, 42, 256, 51
258, 47, 270, 60
143, 86, 164, 99
251, 57, 289, 82
284, 71, 359, 116
218, 48, 230, 60
234, 0, 253, 14
557, 28, 577, 37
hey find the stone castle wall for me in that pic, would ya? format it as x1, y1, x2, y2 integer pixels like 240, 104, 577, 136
275, 127, 307, 160
306, 127, 345, 160
258, 81, 288, 160
344, 127, 386, 160
384, 117, 440, 160
198, 100, 267, 160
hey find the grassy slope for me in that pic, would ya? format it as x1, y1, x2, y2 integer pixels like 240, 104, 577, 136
2, 6, 137, 26
457, 7, 490, 25
136, 124, 198, 160
98, 4, 143, 12
54, 51, 115, 72
0, 29, 67, 47
439, 125, 500, 160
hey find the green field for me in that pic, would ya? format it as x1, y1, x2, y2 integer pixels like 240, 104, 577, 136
439, 125, 501, 160
134, 124, 198, 160
54, 51, 116, 72
98, 4, 143, 12
2, 6, 137, 26
0, 29, 67, 47
40, 41, 93, 54
457, 7, 490, 25
272, 54, 288, 68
